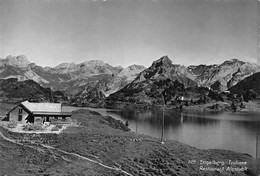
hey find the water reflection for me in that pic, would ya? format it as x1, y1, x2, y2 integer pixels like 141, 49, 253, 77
107, 109, 260, 156
115, 109, 220, 129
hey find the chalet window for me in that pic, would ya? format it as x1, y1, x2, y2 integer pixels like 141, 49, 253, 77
18, 109, 23, 114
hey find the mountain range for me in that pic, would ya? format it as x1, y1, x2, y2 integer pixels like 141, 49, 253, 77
189, 59, 260, 91
0, 55, 145, 104
107, 56, 260, 105
0, 55, 259, 105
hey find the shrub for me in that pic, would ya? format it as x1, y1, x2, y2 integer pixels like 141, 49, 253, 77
22, 124, 43, 131
240, 102, 246, 109
231, 101, 237, 112
244, 89, 257, 101
56, 124, 63, 129
51, 126, 59, 131
211, 103, 219, 110
7, 121, 17, 128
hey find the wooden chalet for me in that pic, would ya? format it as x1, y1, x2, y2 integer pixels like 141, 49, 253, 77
4, 101, 72, 124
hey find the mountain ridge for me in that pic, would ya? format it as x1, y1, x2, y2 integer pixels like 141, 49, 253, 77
107, 56, 260, 106
1, 54, 259, 106
0, 55, 146, 105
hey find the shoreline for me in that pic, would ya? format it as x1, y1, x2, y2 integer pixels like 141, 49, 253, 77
104, 100, 260, 113
0, 109, 259, 175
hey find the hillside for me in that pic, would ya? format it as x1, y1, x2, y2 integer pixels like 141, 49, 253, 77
0, 78, 67, 103
229, 72, 260, 100
0, 109, 256, 175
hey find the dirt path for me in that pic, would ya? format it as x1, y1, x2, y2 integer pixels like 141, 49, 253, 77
0, 130, 132, 176
41, 143, 133, 176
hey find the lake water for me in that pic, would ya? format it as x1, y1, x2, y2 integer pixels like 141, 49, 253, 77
64, 106, 260, 156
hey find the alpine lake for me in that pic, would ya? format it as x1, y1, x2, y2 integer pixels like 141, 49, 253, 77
62, 105, 260, 157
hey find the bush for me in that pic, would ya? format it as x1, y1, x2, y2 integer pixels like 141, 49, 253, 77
22, 124, 43, 131
208, 90, 223, 101
244, 89, 257, 101
51, 126, 59, 131
7, 121, 17, 128
240, 102, 246, 109
231, 101, 237, 112
56, 124, 63, 129
211, 103, 219, 110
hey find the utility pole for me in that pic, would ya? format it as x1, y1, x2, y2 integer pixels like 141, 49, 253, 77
258, 0, 260, 67
161, 90, 166, 144
257, 132, 259, 159
160, 102, 165, 144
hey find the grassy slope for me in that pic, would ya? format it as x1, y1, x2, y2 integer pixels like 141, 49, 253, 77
0, 109, 258, 176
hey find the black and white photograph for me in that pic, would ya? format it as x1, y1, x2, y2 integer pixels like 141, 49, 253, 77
0, 0, 259, 175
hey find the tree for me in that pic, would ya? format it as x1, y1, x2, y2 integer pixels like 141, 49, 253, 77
240, 102, 245, 109
162, 90, 167, 105
244, 89, 257, 101
231, 101, 237, 112
203, 94, 207, 104
179, 104, 183, 112
219, 94, 224, 102
211, 103, 219, 109
239, 95, 244, 102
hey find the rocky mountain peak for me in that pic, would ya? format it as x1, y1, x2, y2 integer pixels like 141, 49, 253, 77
115, 65, 123, 70
4, 55, 31, 68
131, 55, 197, 88
220, 58, 245, 66
127, 64, 146, 70
151, 55, 172, 68
55, 62, 76, 69
82, 60, 106, 67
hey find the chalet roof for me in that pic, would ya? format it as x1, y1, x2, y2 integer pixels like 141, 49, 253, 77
21, 101, 61, 113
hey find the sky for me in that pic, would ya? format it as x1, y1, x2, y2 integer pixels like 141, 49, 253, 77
0, 0, 259, 68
